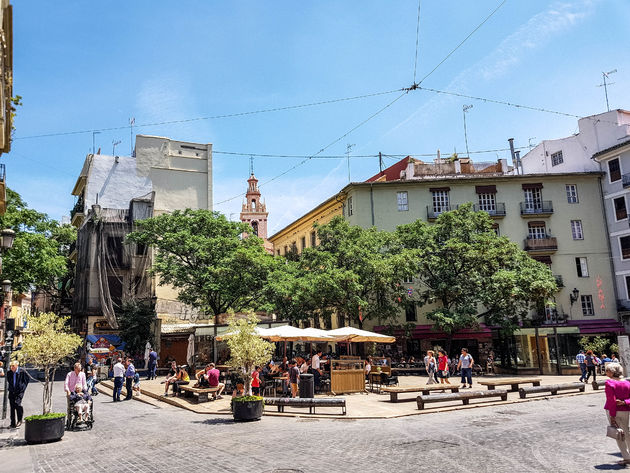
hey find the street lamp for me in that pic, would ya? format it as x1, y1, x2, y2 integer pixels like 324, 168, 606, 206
1, 228, 15, 250
2, 280, 11, 294
569, 288, 580, 306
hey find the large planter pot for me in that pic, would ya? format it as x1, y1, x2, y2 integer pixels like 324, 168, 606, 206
232, 398, 263, 421
24, 415, 66, 444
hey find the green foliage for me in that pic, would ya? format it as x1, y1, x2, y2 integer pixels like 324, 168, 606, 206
0, 189, 76, 300
579, 336, 612, 355
127, 209, 274, 318
17, 312, 83, 415
24, 413, 65, 422
610, 343, 620, 355
231, 395, 264, 404
395, 204, 557, 338
225, 312, 275, 394
117, 300, 156, 357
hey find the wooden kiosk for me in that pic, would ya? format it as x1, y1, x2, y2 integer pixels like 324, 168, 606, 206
330, 359, 366, 395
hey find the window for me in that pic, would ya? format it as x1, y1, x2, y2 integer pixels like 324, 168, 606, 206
135, 243, 147, 256
575, 257, 589, 277
405, 304, 417, 322
107, 236, 124, 267
492, 223, 500, 236
551, 151, 564, 166
626, 276, 630, 300
620, 236, 630, 260
523, 188, 542, 212
251, 199, 257, 210
347, 197, 353, 216
107, 276, 122, 308
310, 231, 316, 247
276, 249, 280, 256
528, 222, 547, 239
403, 275, 413, 284
581, 295, 594, 316
251, 221, 259, 236
478, 193, 496, 212
291, 242, 298, 254
609, 158, 621, 182
614, 197, 627, 221
432, 190, 449, 214
566, 185, 578, 203
301, 236, 306, 251
571, 220, 583, 240
284, 245, 288, 255
397, 191, 408, 211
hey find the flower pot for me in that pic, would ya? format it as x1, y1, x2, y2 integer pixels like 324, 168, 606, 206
24, 415, 66, 444
232, 398, 263, 421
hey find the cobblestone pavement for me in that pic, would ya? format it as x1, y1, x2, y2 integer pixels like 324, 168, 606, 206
0, 381, 622, 472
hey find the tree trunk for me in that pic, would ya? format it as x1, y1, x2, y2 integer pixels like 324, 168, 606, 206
42, 367, 55, 415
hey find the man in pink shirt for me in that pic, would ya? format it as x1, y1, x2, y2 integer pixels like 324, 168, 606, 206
205, 363, 224, 399
64, 362, 88, 396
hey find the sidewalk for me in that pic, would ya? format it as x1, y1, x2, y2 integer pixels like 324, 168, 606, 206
103, 373, 605, 419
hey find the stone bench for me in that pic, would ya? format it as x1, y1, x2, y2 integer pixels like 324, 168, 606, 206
264, 397, 346, 415
416, 389, 508, 410
178, 385, 219, 402
592, 379, 606, 390
518, 382, 585, 399
478, 378, 541, 392
381, 385, 459, 402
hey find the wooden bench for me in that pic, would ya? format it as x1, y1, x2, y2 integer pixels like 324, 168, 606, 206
592, 379, 606, 390
478, 378, 541, 392
518, 382, 585, 399
178, 385, 219, 402
416, 389, 508, 410
264, 397, 346, 415
381, 385, 459, 402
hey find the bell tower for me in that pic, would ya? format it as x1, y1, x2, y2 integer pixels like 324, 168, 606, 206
240, 173, 272, 252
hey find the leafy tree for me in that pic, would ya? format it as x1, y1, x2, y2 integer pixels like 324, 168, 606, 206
126, 209, 274, 319
17, 312, 82, 414
579, 335, 612, 355
225, 312, 275, 395
396, 204, 557, 349
0, 189, 76, 308
117, 300, 157, 357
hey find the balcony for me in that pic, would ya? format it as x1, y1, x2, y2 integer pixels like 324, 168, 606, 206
520, 201, 553, 217
427, 205, 451, 220
70, 198, 85, 227
623, 174, 630, 188
524, 236, 558, 254
473, 202, 506, 218
554, 275, 564, 288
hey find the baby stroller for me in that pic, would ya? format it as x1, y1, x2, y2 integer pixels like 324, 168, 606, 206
66, 395, 94, 431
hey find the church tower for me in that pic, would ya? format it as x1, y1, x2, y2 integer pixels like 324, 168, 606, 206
240, 173, 273, 253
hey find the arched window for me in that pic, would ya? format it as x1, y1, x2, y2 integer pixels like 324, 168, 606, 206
251, 221, 259, 236
251, 199, 257, 210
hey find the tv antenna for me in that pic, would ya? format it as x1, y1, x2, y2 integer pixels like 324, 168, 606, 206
597, 69, 617, 112
112, 140, 122, 156
528, 137, 537, 150
129, 117, 135, 155
249, 155, 254, 175
92, 131, 101, 154
346, 143, 355, 183
463, 104, 473, 158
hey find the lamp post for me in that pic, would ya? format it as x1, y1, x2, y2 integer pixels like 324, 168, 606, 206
0, 228, 15, 423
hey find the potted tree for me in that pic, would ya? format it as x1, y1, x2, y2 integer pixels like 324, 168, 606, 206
18, 312, 82, 443
225, 312, 274, 421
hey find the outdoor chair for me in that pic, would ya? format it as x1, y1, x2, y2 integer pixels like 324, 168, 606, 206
380, 372, 399, 387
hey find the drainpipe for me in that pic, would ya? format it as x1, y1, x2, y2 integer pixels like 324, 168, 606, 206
370, 183, 375, 227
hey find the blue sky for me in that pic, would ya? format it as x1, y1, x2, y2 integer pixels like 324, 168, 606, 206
8, 0, 630, 233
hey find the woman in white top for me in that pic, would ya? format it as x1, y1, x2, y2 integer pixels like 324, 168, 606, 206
424, 351, 436, 384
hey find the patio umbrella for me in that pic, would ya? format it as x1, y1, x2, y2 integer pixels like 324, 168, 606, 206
144, 341, 151, 369
186, 334, 195, 367
327, 326, 396, 343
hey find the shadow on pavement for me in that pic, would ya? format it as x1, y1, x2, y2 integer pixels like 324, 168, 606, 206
192, 418, 234, 425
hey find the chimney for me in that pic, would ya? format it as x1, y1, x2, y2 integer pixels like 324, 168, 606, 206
508, 138, 517, 175
515, 151, 522, 174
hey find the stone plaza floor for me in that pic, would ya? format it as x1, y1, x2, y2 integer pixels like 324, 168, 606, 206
0, 376, 623, 472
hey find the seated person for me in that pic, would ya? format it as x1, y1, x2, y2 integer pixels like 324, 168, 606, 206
365, 359, 371, 380
171, 366, 190, 396
195, 364, 211, 388
206, 363, 225, 399
162, 361, 178, 396
69, 384, 92, 422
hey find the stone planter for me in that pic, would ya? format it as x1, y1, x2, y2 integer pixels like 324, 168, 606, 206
24, 415, 66, 444
232, 398, 263, 421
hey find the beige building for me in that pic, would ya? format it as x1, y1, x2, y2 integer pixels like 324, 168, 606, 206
0, 0, 13, 215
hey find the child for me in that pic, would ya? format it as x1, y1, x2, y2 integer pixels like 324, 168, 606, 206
133, 371, 141, 396
70, 385, 92, 422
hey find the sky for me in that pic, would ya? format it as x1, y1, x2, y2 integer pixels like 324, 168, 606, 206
7, 0, 630, 234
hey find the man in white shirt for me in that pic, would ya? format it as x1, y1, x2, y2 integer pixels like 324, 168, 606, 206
311, 350, 322, 392
112, 357, 125, 402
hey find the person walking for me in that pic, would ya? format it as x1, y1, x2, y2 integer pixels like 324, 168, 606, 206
311, 350, 322, 393
576, 350, 587, 382
147, 349, 158, 380
424, 350, 437, 385
124, 357, 136, 400
437, 350, 451, 385
458, 348, 474, 389
604, 362, 630, 466
289, 359, 300, 398
112, 357, 125, 402
7, 360, 29, 428
584, 350, 597, 383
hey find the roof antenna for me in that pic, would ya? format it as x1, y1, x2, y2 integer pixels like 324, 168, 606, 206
597, 69, 617, 112
249, 155, 254, 176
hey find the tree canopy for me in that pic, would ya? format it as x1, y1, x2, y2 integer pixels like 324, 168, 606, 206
117, 300, 157, 357
126, 209, 275, 318
395, 204, 557, 338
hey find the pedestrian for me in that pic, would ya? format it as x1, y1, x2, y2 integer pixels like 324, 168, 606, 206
64, 362, 88, 396
112, 357, 125, 402
289, 359, 300, 398
584, 350, 597, 383
424, 350, 436, 385
458, 348, 474, 389
147, 348, 158, 380
437, 350, 451, 385
7, 360, 29, 428
576, 350, 587, 382
124, 357, 136, 400
0, 360, 4, 377
251, 366, 261, 395
603, 362, 630, 466
311, 350, 322, 392
133, 371, 141, 396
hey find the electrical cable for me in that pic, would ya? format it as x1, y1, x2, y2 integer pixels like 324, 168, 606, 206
214, 91, 409, 206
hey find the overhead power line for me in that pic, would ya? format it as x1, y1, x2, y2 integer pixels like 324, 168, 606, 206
13, 88, 404, 140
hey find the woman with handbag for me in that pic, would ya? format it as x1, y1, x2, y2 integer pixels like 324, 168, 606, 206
604, 362, 630, 465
